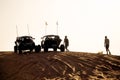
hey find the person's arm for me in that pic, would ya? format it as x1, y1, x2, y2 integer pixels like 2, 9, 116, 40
104, 39, 106, 47
68, 39, 69, 46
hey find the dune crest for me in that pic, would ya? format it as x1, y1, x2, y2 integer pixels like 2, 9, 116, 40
0, 52, 120, 80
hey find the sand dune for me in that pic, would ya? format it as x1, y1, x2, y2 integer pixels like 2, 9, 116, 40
0, 52, 120, 80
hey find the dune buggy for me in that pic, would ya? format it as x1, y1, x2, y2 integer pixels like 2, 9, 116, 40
41, 35, 65, 52
14, 36, 41, 54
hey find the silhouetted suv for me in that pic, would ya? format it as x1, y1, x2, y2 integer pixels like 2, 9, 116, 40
14, 36, 41, 54
41, 35, 65, 52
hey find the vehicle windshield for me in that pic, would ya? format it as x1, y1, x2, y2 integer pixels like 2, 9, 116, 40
16, 36, 33, 43
42, 35, 59, 39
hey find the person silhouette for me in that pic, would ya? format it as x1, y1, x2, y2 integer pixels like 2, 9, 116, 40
104, 36, 111, 55
64, 36, 69, 51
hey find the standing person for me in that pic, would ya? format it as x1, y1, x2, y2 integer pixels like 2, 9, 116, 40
64, 36, 69, 51
104, 36, 111, 55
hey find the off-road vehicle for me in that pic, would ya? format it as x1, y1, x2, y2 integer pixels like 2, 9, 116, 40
14, 36, 41, 54
41, 35, 65, 52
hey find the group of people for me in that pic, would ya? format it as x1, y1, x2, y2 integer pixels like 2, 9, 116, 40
64, 35, 111, 55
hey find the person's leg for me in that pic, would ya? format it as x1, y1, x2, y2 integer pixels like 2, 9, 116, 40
65, 45, 67, 51
106, 49, 108, 55
108, 49, 111, 55
66, 46, 69, 51
106, 45, 109, 55
107, 45, 111, 55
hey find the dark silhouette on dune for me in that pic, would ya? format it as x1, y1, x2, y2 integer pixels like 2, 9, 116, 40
64, 36, 69, 51
104, 36, 111, 55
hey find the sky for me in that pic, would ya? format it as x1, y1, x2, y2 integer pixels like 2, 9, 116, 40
0, 0, 120, 55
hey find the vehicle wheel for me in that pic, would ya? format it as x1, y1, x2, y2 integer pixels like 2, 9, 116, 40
18, 45, 23, 54
30, 48, 33, 53
35, 45, 41, 53
14, 46, 17, 53
19, 49, 22, 54
44, 47, 48, 52
53, 47, 57, 51
60, 45, 65, 52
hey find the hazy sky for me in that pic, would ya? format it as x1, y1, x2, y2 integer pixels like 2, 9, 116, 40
0, 0, 120, 55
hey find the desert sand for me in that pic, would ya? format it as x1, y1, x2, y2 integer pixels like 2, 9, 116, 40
0, 51, 120, 80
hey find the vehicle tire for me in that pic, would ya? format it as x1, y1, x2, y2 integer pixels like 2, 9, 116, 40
35, 45, 41, 53
60, 45, 65, 52
18, 45, 22, 54
30, 48, 33, 53
14, 46, 17, 53
53, 47, 57, 51
19, 49, 22, 54
44, 47, 48, 52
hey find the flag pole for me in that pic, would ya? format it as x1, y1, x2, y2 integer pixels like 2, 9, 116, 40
45, 21, 48, 35
27, 24, 30, 36
56, 21, 58, 35
16, 25, 18, 37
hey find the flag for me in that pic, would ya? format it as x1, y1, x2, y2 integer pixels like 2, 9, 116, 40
56, 21, 58, 25
45, 22, 48, 25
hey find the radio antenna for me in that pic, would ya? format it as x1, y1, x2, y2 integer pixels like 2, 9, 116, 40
45, 21, 48, 35
56, 21, 58, 35
16, 25, 19, 37
27, 24, 30, 36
